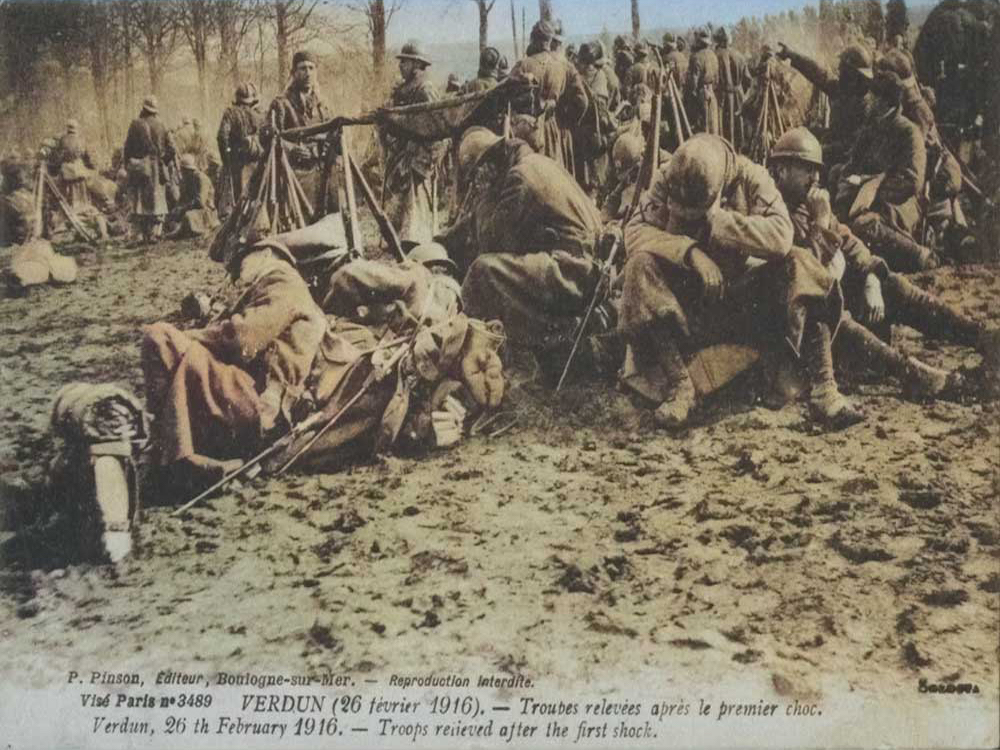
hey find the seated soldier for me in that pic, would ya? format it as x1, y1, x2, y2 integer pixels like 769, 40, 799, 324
437, 127, 613, 382
164, 154, 220, 239
770, 127, 999, 396
831, 59, 937, 272
621, 134, 862, 429
141, 240, 327, 492
0, 158, 34, 247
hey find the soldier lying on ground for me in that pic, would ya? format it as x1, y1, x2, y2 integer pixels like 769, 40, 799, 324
437, 127, 616, 384
621, 134, 863, 430
769, 127, 999, 401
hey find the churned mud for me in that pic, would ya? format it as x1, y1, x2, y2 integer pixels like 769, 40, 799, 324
0, 237, 997, 704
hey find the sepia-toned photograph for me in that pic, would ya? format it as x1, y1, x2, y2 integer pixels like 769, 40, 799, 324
0, 0, 997, 747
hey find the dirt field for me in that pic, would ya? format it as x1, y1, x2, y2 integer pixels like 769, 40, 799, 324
1, 236, 998, 709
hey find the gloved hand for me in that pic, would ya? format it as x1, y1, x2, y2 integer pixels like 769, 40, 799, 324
862, 273, 885, 324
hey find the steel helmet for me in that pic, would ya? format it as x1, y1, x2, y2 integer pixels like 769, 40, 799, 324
662, 134, 728, 211
770, 127, 824, 168
838, 44, 874, 79
408, 242, 457, 273
458, 126, 501, 174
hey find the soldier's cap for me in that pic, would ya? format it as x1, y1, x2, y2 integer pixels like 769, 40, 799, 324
179, 154, 198, 171
407, 242, 457, 274
66, 119, 79, 134
612, 130, 644, 172
770, 127, 824, 168
661, 31, 676, 47
479, 46, 501, 71
838, 44, 873, 78
659, 134, 734, 213
142, 95, 159, 114
634, 40, 649, 58
292, 50, 318, 69
396, 42, 431, 67
458, 126, 501, 174
235, 82, 258, 105
530, 19, 559, 42
713, 26, 730, 44
578, 42, 604, 65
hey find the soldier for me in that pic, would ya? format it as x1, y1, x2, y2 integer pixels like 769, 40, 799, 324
382, 42, 442, 245
574, 41, 618, 196
620, 134, 861, 429
777, 42, 874, 166
173, 117, 194, 155
625, 41, 658, 93
446, 73, 463, 95
600, 42, 623, 116
437, 127, 608, 380
714, 27, 751, 151
0, 157, 34, 247
685, 28, 721, 135
217, 82, 264, 219
831, 62, 937, 272
51, 119, 94, 211
122, 95, 176, 243
141, 239, 326, 492
268, 50, 337, 220
768, 128, 995, 399
464, 47, 502, 94
164, 154, 220, 239
662, 32, 688, 88
510, 19, 589, 177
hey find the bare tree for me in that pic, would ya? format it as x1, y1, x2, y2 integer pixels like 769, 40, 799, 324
470, 0, 497, 51
133, 0, 181, 97
213, 0, 261, 94
176, 0, 214, 117
538, 0, 552, 22
354, 0, 405, 78
263, 0, 323, 85
631, 0, 640, 41
85, 1, 118, 151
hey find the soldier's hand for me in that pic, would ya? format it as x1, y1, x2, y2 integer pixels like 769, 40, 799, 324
689, 247, 724, 303
806, 186, 833, 230
776, 42, 791, 60
862, 273, 885, 324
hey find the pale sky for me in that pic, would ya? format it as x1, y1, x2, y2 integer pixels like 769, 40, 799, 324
387, 0, 820, 46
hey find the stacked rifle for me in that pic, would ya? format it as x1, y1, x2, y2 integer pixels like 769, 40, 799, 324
747, 58, 789, 164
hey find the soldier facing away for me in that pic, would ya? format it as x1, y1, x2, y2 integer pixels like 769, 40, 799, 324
217, 82, 264, 220
122, 96, 176, 243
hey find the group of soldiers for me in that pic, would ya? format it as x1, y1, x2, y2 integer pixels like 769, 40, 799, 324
2, 14, 998, 495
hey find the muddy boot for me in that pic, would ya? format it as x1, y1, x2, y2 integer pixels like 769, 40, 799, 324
652, 340, 698, 429
855, 218, 940, 273
883, 274, 982, 345
804, 321, 865, 429
837, 316, 958, 400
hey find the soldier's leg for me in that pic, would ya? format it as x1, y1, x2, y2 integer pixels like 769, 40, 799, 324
852, 212, 939, 273
882, 273, 983, 345
834, 314, 957, 400
802, 317, 864, 429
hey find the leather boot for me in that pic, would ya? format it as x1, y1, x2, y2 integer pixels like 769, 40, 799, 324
855, 217, 940, 273
883, 274, 982, 345
652, 339, 698, 429
803, 321, 865, 429
836, 316, 958, 400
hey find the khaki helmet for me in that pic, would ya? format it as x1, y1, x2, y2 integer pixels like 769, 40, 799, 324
838, 44, 874, 79
396, 41, 431, 67
661, 31, 676, 49
612, 130, 644, 173
713, 26, 730, 45
458, 126, 501, 174
662, 134, 728, 211
770, 127, 824, 168
408, 242, 457, 274
479, 46, 501, 72
141, 95, 159, 114
179, 153, 198, 171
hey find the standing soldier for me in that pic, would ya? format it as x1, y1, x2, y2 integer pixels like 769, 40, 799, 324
446, 73, 463, 95
625, 41, 658, 93
510, 19, 589, 177
217, 82, 263, 220
662, 32, 688, 88
268, 50, 337, 220
574, 42, 617, 197
685, 28, 721, 135
123, 96, 176, 243
777, 42, 874, 166
51, 119, 95, 211
714, 27, 751, 151
382, 42, 442, 245
464, 47, 503, 93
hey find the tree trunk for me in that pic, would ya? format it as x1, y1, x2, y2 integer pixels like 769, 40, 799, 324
631, 0, 640, 41
539, 0, 552, 22
477, 0, 488, 51
370, 0, 387, 78
276, 2, 289, 85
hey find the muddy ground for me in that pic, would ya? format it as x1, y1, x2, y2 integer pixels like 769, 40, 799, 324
0, 236, 998, 713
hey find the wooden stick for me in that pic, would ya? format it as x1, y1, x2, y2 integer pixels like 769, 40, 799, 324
43, 172, 95, 243
340, 128, 362, 251
348, 156, 406, 261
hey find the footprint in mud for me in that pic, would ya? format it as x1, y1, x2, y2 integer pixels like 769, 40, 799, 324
829, 531, 895, 564
921, 589, 969, 607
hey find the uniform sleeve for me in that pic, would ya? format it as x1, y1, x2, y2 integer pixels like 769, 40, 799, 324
706, 163, 793, 262
624, 177, 699, 268
784, 49, 839, 97
321, 260, 421, 318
